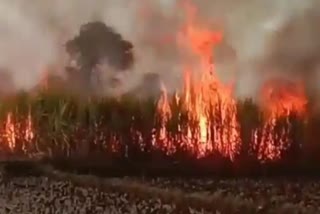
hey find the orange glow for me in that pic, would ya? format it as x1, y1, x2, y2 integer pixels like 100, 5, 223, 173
5, 112, 15, 151
0, 1, 310, 164
4, 111, 34, 154
253, 79, 307, 161
261, 79, 307, 118
156, 0, 240, 159
154, 1, 307, 161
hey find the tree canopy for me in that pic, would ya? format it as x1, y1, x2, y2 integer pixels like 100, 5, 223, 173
65, 21, 134, 94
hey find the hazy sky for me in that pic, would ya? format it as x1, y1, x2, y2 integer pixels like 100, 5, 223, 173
0, 0, 317, 97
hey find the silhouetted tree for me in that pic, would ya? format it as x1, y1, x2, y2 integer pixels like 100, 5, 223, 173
65, 21, 134, 94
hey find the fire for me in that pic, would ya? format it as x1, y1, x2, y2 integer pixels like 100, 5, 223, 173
261, 79, 307, 118
25, 111, 34, 143
156, 1, 240, 159
5, 112, 15, 150
0, 1, 311, 164
4, 111, 34, 154
155, 1, 307, 161
254, 79, 307, 161
156, 81, 172, 150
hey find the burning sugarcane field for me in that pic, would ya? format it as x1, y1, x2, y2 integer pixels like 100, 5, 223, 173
1, 0, 320, 213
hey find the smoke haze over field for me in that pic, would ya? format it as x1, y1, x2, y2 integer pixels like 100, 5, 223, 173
0, 0, 318, 98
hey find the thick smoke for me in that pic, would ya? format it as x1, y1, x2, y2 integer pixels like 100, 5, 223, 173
0, 0, 318, 98
0, 0, 177, 94
198, 0, 317, 99
262, 6, 320, 98
0, 1, 58, 91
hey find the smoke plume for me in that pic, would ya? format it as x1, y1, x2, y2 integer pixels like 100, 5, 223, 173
262, 5, 320, 99
0, 0, 318, 98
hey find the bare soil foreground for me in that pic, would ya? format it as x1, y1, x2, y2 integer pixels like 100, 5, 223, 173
0, 161, 319, 213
